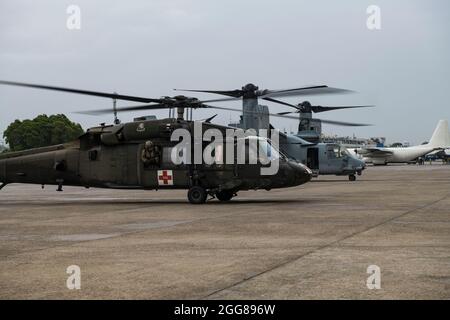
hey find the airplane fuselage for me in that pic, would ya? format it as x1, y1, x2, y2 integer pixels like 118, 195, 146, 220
360, 146, 436, 165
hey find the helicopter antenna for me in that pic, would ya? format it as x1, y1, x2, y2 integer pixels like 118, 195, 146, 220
113, 92, 120, 124
176, 107, 184, 120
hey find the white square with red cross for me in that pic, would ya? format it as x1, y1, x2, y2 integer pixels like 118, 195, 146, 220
157, 170, 173, 186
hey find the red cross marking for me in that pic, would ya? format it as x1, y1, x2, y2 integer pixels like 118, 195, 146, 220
158, 170, 173, 185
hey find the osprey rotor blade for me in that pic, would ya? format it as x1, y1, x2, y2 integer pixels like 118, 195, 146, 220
0, 80, 163, 104
203, 105, 371, 126
204, 114, 218, 123
261, 86, 353, 98
176, 84, 353, 100
311, 105, 374, 113
199, 97, 243, 103
262, 97, 299, 109
174, 88, 243, 98
262, 112, 370, 126
317, 118, 371, 126
277, 111, 296, 116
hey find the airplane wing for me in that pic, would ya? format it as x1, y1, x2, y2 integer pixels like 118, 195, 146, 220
426, 147, 445, 155
361, 147, 394, 156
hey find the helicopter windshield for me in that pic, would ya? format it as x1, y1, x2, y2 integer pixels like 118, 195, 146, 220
340, 146, 351, 157
258, 138, 282, 160
244, 136, 285, 163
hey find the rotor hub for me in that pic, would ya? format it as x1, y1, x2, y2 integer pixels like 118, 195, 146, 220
241, 83, 259, 99
299, 101, 312, 113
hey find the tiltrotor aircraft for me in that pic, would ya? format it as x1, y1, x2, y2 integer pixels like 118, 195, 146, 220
0, 80, 314, 204
176, 84, 371, 181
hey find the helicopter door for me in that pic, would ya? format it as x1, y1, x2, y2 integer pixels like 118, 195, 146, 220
306, 148, 319, 170
138, 144, 189, 188
323, 144, 344, 174
235, 139, 261, 186
79, 145, 136, 186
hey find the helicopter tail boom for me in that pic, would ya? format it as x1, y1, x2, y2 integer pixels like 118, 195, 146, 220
0, 143, 82, 188
0, 160, 5, 187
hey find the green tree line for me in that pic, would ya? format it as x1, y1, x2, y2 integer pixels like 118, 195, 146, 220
3, 114, 84, 152
0, 142, 8, 153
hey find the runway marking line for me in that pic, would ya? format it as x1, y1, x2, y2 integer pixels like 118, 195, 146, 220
202, 192, 450, 298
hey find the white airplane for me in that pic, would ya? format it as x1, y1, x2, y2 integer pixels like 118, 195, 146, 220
358, 120, 450, 165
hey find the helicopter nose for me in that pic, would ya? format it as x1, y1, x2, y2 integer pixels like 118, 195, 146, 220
288, 161, 312, 185
355, 158, 366, 170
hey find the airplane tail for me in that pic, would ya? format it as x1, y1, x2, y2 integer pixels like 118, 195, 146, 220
427, 120, 450, 148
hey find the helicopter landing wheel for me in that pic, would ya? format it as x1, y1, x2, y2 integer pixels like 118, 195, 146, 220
349, 174, 356, 182
188, 186, 207, 204
216, 190, 234, 202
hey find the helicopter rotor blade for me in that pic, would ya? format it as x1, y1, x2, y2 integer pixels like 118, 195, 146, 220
75, 99, 223, 115
81, 102, 372, 127
75, 103, 168, 115
0, 80, 163, 104
80, 103, 243, 116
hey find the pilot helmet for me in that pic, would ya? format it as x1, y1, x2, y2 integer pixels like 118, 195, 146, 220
145, 140, 154, 149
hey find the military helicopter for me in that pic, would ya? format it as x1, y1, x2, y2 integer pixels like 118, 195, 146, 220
175, 84, 371, 181
0, 80, 313, 204
265, 98, 371, 180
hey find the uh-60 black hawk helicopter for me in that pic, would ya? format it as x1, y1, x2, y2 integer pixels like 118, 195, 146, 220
0, 80, 315, 204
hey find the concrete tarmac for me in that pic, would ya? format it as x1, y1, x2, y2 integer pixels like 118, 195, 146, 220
0, 164, 449, 299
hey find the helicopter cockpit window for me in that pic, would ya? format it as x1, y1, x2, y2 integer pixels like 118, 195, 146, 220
334, 146, 341, 158
327, 145, 343, 159
242, 137, 284, 164
258, 138, 282, 161
340, 146, 350, 157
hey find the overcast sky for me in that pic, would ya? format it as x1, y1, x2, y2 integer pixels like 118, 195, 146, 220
1, 0, 449, 145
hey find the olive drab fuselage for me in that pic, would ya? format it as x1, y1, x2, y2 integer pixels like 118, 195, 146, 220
0, 118, 311, 196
